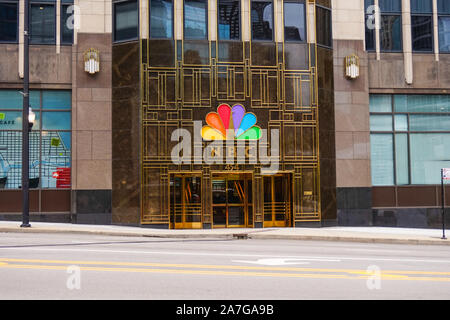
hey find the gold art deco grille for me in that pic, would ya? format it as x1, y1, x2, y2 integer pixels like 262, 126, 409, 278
140, 2, 322, 226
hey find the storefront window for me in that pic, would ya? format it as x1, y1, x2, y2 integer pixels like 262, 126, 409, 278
370, 94, 450, 186
0, 90, 71, 189
370, 133, 394, 186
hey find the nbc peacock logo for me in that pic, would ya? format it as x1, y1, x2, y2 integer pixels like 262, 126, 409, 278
201, 104, 262, 141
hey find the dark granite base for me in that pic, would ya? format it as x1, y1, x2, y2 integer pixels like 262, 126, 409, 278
72, 190, 112, 225
75, 213, 112, 225
295, 221, 322, 228
140, 223, 169, 229
0, 213, 71, 223
338, 208, 450, 229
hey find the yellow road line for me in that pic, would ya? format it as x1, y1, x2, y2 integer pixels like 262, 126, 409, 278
0, 258, 450, 282
1, 258, 450, 276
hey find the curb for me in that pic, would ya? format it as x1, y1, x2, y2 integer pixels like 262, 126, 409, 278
0, 227, 236, 239
247, 234, 450, 246
1, 227, 449, 246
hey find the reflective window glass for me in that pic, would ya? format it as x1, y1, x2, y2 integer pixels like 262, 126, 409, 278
371, 134, 394, 186
439, 17, 450, 52
0, 2, 18, 42
411, 0, 432, 13
218, 0, 240, 40
394, 114, 408, 131
150, 0, 173, 39
284, 1, 306, 42
42, 112, 71, 130
395, 133, 409, 185
370, 115, 393, 131
365, 0, 374, 9
409, 115, 450, 131
379, 0, 401, 13
394, 95, 450, 113
370, 95, 392, 112
30, 3, 56, 44
114, 0, 139, 42
380, 15, 402, 51
438, 0, 450, 14
40, 131, 71, 189
251, 0, 273, 41
184, 0, 208, 39
410, 133, 450, 184
411, 16, 433, 51
0, 111, 40, 131
0, 90, 71, 190
61, 3, 74, 44
0, 111, 22, 130
316, 6, 332, 47
42, 91, 72, 110
0, 90, 25, 109
371, 94, 450, 186
365, 16, 375, 50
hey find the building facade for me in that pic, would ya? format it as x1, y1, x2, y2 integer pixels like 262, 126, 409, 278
0, 0, 448, 229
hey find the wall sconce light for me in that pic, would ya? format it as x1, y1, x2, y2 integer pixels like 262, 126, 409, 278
345, 54, 360, 79
84, 48, 100, 75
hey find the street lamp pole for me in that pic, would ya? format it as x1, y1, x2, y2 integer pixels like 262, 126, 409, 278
21, 0, 31, 228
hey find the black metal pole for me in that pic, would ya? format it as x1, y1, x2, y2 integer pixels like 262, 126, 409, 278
21, 0, 31, 228
442, 169, 446, 240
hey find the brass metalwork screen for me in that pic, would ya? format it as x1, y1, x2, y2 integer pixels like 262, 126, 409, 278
140, 36, 321, 227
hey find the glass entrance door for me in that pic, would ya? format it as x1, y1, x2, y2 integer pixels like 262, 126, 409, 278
263, 174, 292, 227
170, 175, 202, 229
212, 173, 253, 228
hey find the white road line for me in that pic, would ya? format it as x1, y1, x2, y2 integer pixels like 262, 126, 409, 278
1, 246, 450, 264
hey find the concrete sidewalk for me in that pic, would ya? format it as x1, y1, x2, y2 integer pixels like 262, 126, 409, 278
0, 221, 449, 245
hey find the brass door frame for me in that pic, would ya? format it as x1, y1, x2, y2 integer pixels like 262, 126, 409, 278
211, 172, 254, 228
263, 173, 292, 228
169, 173, 203, 229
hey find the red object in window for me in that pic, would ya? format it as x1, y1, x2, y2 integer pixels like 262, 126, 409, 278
53, 168, 71, 189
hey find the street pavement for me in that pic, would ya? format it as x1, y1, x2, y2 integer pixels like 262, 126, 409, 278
0, 221, 449, 245
0, 232, 450, 300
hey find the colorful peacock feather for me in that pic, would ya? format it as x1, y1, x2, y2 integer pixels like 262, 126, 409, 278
201, 104, 262, 141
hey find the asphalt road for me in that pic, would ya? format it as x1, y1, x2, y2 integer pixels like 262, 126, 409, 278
0, 232, 450, 300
